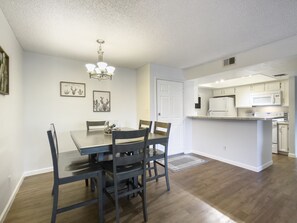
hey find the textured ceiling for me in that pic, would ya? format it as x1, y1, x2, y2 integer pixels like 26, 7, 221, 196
1, 0, 297, 69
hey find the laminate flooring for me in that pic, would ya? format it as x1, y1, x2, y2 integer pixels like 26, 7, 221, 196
4, 154, 297, 223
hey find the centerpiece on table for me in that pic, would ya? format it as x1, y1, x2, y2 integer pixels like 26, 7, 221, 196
104, 121, 121, 135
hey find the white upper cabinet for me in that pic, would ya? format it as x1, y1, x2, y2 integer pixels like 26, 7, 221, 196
265, 81, 281, 91
281, 80, 289, 106
251, 83, 265, 92
213, 87, 235, 97
235, 85, 252, 108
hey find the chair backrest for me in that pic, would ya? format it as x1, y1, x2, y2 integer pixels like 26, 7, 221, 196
86, 121, 106, 130
47, 126, 59, 181
153, 121, 171, 137
50, 123, 59, 154
139, 120, 152, 132
112, 129, 149, 180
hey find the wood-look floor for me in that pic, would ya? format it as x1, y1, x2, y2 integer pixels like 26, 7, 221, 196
4, 154, 297, 223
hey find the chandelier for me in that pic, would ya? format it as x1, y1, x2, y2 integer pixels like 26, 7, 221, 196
85, 39, 115, 80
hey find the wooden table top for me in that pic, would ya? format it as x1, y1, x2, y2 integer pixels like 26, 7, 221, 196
70, 129, 168, 156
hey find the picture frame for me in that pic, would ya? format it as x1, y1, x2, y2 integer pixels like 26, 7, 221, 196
60, 81, 86, 97
93, 90, 111, 112
0, 46, 9, 95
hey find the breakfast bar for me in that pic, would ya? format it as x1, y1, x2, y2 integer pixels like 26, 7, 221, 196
187, 116, 273, 172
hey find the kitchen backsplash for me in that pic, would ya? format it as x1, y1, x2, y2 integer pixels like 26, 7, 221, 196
238, 106, 289, 117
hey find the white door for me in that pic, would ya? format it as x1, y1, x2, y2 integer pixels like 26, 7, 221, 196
157, 80, 183, 155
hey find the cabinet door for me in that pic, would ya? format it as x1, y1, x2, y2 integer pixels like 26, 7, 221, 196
213, 89, 222, 97
222, 87, 235, 96
235, 85, 252, 108
265, 81, 281, 91
281, 80, 289, 106
251, 83, 265, 92
278, 124, 289, 152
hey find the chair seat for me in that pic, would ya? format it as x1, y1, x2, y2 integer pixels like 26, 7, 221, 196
102, 160, 142, 181
58, 153, 102, 184
146, 148, 165, 161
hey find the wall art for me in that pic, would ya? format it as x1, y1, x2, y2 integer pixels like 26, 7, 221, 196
60, 81, 86, 97
0, 47, 9, 95
93, 90, 111, 112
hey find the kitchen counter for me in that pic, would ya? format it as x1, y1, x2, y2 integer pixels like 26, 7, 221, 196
186, 117, 272, 172
188, 115, 279, 121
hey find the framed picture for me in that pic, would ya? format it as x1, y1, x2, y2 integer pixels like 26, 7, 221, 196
60, 81, 86, 97
93, 90, 111, 112
0, 47, 9, 95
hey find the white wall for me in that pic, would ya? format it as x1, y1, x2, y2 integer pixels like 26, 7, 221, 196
136, 64, 150, 121
289, 76, 297, 157
23, 52, 137, 172
0, 9, 24, 220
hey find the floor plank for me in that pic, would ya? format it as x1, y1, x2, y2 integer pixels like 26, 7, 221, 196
4, 154, 297, 223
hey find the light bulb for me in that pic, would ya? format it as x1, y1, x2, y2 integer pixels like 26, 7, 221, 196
106, 66, 115, 75
97, 62, 107, 71
85, 64, 96, 72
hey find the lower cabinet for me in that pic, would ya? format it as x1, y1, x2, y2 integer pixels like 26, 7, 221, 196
278, 124, 289, 153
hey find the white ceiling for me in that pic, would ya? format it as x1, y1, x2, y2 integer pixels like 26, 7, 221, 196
1, 0, 297, 69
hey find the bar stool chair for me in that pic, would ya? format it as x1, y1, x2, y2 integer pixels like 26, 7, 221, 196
50, 123, 89, 188
102, 129, 149, 223
139, 120, 153, 176
47, 125, 104, 223
146, 121, 171, 191
86, 121, 106, 130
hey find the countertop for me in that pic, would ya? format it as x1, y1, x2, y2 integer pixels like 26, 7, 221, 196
188, 115, 280, 121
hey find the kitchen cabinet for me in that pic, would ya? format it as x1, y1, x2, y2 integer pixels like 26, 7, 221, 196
278, 123, 289, 153
251, 83, 265, 92
265, 81, 281, 91
213, 87, 235, 97
281, 80, 289, 106
235, 85, 252, 108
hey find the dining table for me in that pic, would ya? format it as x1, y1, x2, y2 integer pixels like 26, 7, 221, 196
70, 128, 169, 160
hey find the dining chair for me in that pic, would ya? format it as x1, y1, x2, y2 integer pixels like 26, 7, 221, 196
102, 129, 149, 223
86, 121, 106, 130
47, 125, 104, 223
138, 120, 153, 176
146, 121, 171, 191
139, 120, 152, 131
50, 123, 89, 187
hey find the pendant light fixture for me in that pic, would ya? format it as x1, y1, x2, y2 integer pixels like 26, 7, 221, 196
85, 39, 115, 80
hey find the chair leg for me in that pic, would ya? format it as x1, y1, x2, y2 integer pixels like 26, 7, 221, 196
114, 181, 120, 223
85, 179, 89, 187
51, 184, 59, 223
97, 173, 104, 223
153, 161, 158, 182
142, 175, 148, 222
164, 156, 170, 191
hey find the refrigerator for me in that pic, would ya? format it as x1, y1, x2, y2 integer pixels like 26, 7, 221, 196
208, 97, 237, 117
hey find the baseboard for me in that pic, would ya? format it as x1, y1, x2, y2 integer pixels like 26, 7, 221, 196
192, 151, 273, 172
0, 166, 53, 222
0, 174, 24, 223
288, 153, 296, 158
23, 166, 53, 177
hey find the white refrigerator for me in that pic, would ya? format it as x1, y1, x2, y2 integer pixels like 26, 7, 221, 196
208, 97, 237, 117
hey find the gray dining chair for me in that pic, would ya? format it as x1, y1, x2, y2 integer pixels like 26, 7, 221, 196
47, 125, 104, 223
139, 120, 153, 176
146, 121, 171, 191
86, 121, 106, 130
102, 129, 149, 223
50, 123, 89, 187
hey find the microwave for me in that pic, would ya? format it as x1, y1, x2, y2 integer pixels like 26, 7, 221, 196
251, 91, 282, 106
